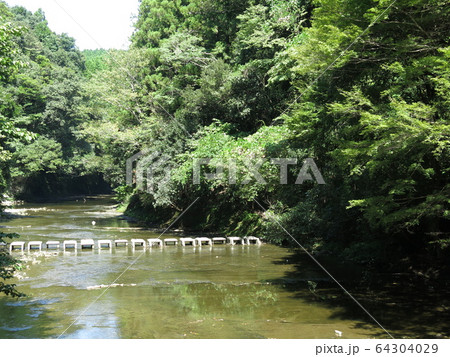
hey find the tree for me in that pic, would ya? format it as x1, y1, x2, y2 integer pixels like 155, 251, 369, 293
0, 233, 24, 297
0, 2, 27, 297
276, 0, 450, 264
0, 2, 23, 81
1, 4, 97, 198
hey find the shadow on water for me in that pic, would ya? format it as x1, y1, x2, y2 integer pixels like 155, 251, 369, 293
266, 249, 450, 339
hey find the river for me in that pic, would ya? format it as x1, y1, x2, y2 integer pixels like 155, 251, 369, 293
0, 196, 432, 339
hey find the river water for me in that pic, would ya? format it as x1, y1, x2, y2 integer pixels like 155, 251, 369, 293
0, 196, 393, 338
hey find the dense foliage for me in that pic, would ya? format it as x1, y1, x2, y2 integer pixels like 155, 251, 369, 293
0, 0, 449, 285
0, 2, 26, 296
1, 3, 108, 199
116, 0, 450, 273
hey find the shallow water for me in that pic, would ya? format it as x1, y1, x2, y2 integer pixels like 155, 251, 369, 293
0, 196, 386, 339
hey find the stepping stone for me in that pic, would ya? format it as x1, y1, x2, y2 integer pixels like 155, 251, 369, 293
195, 237, 212, 246
63, 240, 77, 250
212, 237, 226, 245
164, 238, 178, 246
227, 237, 243, 245
98, 240, 112, 249
80, 239, 95, 249
114, 239, 129, 247
180, 238, 196, 246
131, 239, 146, 248
46, 241, 60, 249
147, 239, 163, 247
245, 236, 262, 245
28, 241, 43, 251
9, 241, 25, 252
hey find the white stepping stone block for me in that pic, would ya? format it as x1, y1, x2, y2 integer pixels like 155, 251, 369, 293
27, 241, 43, 251
98, 240, 112, 249
212, 237, 226, 245
227, 237, 243, 245
114, 239, 129, 247
147, 239, 163, 247
195, 237, 212, 246
46, 241, 60, 249
245, 236, 262, 245
9, 241, 25, 252
63, 240, 77, 250
164, 238, 178, 246
80, 239, 95, 249
131, 239, 146, 248
180, 238, 196, 246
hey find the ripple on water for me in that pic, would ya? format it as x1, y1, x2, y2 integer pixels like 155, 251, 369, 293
5, 298, 61, 307
1, 326, 33, 332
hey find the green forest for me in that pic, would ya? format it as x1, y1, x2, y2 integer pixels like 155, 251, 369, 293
1, 0, 449, 296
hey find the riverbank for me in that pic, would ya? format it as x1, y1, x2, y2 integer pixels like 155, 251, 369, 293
121, 192, 450, 291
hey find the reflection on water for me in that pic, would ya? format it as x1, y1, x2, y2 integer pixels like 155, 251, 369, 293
0, 196, 385, 339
